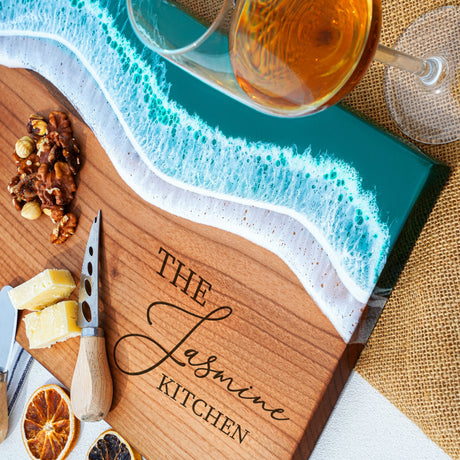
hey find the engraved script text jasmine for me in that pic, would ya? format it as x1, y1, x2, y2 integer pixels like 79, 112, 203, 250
113, 301, 289, 422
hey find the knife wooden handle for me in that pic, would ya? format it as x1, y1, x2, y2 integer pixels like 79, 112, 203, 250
70, 331, 113, 422
0, 372, 8, 444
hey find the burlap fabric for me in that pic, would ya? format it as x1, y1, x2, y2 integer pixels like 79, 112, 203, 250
343, 1, 460, 458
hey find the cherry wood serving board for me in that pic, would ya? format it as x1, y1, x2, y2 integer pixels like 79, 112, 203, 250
0, 66, 361, 459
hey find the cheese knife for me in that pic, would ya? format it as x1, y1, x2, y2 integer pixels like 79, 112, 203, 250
70, 210, 113, 422
0, 286, 17, 443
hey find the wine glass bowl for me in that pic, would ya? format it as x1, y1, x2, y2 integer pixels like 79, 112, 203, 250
227, 0, 381, 116
127, 0, 381, 117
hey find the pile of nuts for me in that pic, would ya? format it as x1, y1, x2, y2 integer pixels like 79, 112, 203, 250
7, 111, 80, 244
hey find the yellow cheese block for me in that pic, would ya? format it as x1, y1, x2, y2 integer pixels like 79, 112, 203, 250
8, 268, 76, 311
24, 300, 81, 349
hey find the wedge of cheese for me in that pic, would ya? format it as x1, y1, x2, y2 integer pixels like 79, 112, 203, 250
24, 300, 81, 349
8, 268, 76, 311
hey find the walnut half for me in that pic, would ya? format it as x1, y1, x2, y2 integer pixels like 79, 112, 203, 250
50, 213, 78, 244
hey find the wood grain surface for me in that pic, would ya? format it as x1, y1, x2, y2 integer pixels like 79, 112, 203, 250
0, 66, 361, 459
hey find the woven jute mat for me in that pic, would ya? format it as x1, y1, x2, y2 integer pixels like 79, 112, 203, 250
344, 1, 460, 458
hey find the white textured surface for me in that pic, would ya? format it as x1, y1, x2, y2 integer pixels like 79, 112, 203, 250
311, 371, 452, 460
0, 357, 451, 459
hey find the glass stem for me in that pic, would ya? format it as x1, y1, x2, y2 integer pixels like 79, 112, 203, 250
375, 44, 448, 88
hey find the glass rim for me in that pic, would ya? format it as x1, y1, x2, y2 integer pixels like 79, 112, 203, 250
126, 0, 232, 56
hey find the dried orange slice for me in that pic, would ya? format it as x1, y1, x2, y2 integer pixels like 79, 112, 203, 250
21, 384, 79, 460
87, 429, 142, 460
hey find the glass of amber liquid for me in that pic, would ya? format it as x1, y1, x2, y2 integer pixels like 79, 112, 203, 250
127, 0, 460, 144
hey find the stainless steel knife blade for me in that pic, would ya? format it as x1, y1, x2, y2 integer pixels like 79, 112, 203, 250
0, 286, 17, 375
77, 210, 101, 331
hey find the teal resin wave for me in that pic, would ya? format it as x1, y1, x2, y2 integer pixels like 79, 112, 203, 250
0, 0, 390, 301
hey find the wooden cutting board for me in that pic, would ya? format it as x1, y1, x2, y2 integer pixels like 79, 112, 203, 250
0, 66, 360, 459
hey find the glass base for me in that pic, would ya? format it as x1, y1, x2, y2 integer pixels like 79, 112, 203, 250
384, 6, 460, 144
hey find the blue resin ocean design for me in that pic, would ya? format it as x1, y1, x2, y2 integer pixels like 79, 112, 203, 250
0, 0, 389, 304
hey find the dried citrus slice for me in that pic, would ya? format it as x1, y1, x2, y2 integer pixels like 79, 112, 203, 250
87, 429, 142, 460
21, 384, 79, 460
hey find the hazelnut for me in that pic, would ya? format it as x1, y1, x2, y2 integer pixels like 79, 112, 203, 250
20, 201, 42, 220
15, 136, 35, 159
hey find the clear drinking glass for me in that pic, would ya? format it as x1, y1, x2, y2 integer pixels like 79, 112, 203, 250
127, 0, 460, 145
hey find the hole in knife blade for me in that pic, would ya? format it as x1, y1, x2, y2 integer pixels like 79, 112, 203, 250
85, 278, 92, 296
89, 246, 93, 256
87, 261, 93, 276
82, 301, 92, 323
